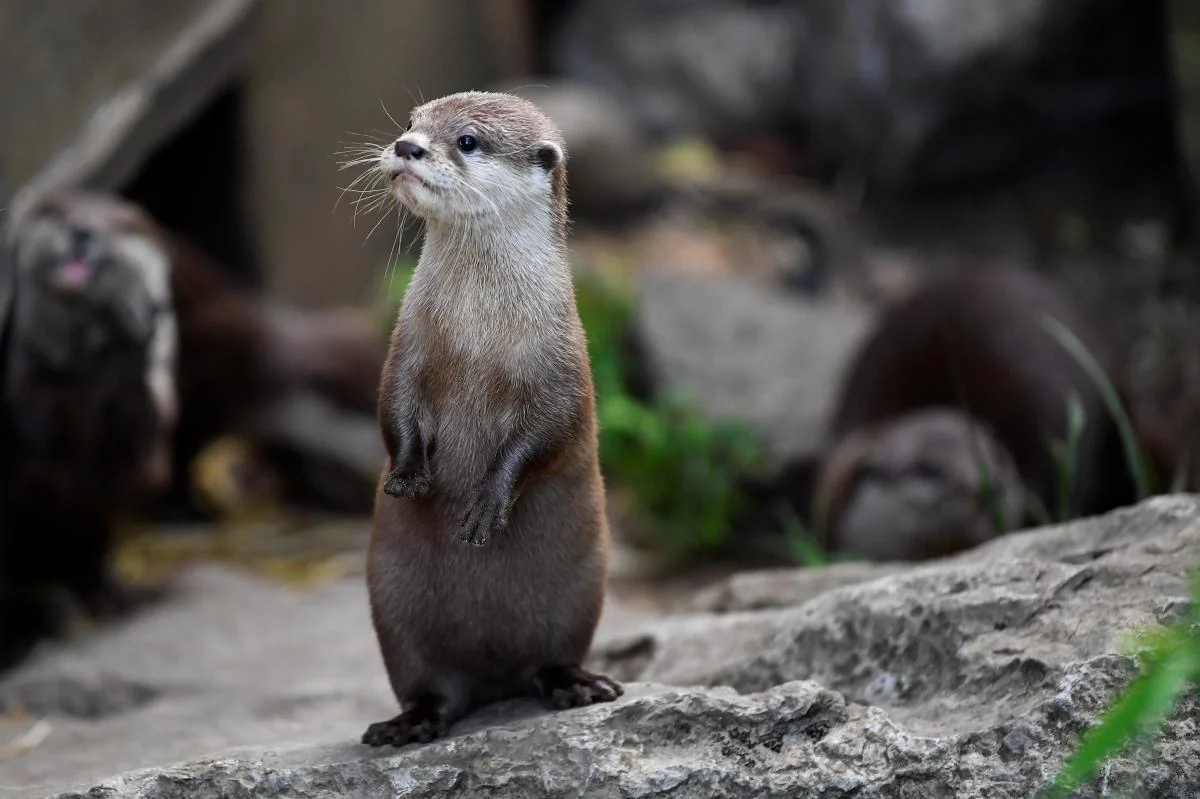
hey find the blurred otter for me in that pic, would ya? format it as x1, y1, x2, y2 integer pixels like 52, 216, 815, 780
817, 265, 1178, 560
814, 408, 1026, 561
159, 200, 387, 518
0, 190, 388, 664
1, 192, 179, 628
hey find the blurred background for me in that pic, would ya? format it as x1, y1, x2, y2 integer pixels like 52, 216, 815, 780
3, 0, 1200, 673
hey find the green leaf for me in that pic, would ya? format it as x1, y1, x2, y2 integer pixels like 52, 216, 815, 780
1044, 641, 1198, 797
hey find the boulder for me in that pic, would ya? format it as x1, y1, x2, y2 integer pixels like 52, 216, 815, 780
3, 496, 1200, 797
631, 269, 872, 468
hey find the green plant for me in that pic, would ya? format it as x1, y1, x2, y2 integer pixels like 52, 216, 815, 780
1035, 313, 1200, 795
774, 501, 850, 567
1044, 571, 1200, 797
574, 271, 765, 555
1030, 390, 1089, 527
1039, 314, 1155, 499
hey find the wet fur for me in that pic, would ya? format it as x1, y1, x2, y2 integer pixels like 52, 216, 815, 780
827, 265, 1177, 527
364, 91, 620, 746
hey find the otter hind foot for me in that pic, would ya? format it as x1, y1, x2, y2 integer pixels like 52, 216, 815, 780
533, 665, 624, 710
361, 698, 450, 747
382, 467, 432, 501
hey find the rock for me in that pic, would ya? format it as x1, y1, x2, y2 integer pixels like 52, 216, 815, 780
5, 496, 1200, 797
631, 270, 872, 468
547, 0, 1174, 190
685, 561, 908, 613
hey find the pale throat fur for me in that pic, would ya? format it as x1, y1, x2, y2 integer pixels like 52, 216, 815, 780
377, 94, 579, 374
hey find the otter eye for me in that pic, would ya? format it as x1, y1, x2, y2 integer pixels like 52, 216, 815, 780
457, 134, 478, 153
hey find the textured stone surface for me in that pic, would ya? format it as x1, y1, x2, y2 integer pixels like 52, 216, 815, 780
4, 496, 1200, 798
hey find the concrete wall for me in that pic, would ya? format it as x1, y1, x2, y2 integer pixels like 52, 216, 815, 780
0, 0, 212, 187
1, 0, 528, 308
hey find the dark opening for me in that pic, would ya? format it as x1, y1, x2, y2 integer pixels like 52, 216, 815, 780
121, 79, 262, 289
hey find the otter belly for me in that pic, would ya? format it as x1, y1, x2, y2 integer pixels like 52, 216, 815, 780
367, 472, 607, 706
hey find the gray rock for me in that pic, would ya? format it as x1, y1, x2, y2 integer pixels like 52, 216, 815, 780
685, 561, 908, 613
632, 270, 872, 467
6, 496, 1200, 797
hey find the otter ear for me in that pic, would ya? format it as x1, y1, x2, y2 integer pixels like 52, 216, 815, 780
534, 141, 563, 173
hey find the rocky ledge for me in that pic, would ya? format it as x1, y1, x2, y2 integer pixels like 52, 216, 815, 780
4, 496, 1200, 798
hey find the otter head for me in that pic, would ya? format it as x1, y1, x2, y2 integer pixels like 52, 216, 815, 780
12, 191, 172, 347
816, 408, 1027, 561
379, 91, 568, 232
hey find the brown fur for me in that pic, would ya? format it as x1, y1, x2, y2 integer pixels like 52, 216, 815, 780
826, 265, 1178, 528
146, 201, 386, 516
363, 92, 620, 748
1, 192, 177, 627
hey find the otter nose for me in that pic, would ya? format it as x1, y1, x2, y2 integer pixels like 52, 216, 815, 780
70, 228, 94, 258
394, 139, 426, 160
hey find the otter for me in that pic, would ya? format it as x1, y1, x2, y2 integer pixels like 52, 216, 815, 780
360, 91, 622, 747
0, 189, 388, 644
1, 192, 179, 621
823, 265, 1178, 542
814, 408, 1027, 561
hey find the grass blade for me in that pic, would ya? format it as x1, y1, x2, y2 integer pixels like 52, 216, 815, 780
1043, 640, 1198, 797
1039, 314, 1152, 499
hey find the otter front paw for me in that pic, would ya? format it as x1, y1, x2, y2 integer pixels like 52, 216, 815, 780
383, 467, 432, 500
457, 484, 514, 547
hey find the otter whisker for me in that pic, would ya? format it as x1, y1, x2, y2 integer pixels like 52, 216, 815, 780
361, 200, 394, 245
335, 161, 390, 216
385, 208, 407, 288
352, 185, 392, 227
497, 141, 551, 159
380, 99, 406, 135
455, 180, 501, 220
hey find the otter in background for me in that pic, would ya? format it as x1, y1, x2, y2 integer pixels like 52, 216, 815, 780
0, 189, 388, 667
4, 190, 389, 520
814, 408, 1026, 561
1, 193, 179, 642
157, 197, 388, 518
816, 265, 1179, 561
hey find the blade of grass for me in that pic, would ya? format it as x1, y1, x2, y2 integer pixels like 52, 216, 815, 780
1039, 315, 1151, 499
1042, 639, 1199, 798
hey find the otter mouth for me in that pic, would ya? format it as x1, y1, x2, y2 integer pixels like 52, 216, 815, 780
51, 257, 96, 291
390, 169, 430, 191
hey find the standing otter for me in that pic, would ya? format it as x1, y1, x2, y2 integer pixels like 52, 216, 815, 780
823, 265, 1177, 539
361, 91, 622, 747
